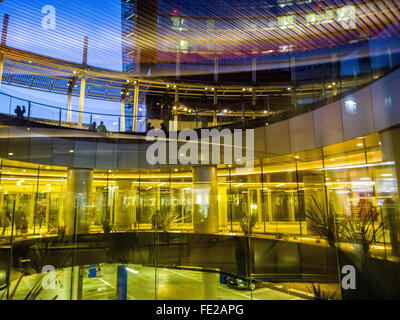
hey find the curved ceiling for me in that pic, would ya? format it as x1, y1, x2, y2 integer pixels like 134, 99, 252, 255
0, 0, 399, 75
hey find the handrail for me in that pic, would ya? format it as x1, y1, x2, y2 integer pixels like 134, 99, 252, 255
0, 64, 398, 133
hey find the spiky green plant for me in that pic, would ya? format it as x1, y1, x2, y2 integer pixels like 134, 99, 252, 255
308, 283, 337, 300
340, 204, 388, 258
305, 196, 338, 248
0, 273, 57, 300
240, 213, 258, 236
159, 206, 181, 232
101, 218, 112, 234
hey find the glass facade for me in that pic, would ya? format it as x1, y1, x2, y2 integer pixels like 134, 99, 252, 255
1, 131, 399, 300
1, 0, 400, 303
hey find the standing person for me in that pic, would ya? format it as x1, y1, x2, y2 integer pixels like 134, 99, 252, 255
1, 209, 10, 237
96, 121, 107, 132
14, 206, 24, 235
146, 122, 152, 132
14, 105, 26, 118
160, 122, 167, 132
21, 214, 28, 237
39, 205, 46, 231
35, 203, 46, 232
90, 121, 97, 131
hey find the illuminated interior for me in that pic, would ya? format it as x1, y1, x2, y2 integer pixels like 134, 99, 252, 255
0, 0, 400, 301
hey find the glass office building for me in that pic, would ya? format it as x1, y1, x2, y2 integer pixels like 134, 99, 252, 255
0, 0, 399, 300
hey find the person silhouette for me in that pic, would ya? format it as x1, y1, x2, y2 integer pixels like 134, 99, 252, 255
90, 121, 97, 131
96, 121, 107, 132
14, 105, 26, 118
161, 122, 167, 132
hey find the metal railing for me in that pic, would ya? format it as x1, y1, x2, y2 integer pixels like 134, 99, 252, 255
0, 66, 396, 133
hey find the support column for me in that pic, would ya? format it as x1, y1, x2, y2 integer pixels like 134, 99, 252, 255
70, 266, 84, 300
117, 265, 128, 300
176, 53, 180, 80
388, 46, 393, 70
78, 73, 86, 127
213, 89, 217, 106
212, 111, 217, 126
172, 112, 179, 131
202, 272, 218, 299
174, 85, 179, 104
213, 89, 218, 126
290, 56, 297, 107
67, 88, 72, 122
171, 86, 179, 131
67, 76, 78, 123
192, 166, 219, 233
64, 168, 93, 236
332, 52, 338, 97
252, 90, 256, 107
380, 128, 400, 256
115, 180, 134, 229
252, 56, 257, 83
214, 57, 218, 83
121, 98, 125, 132
133, 81, 139, 132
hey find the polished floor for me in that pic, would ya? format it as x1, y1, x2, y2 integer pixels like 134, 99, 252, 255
6, 264, 305, 300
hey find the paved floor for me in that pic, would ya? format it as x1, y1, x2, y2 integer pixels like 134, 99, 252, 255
4, 264, 304, 300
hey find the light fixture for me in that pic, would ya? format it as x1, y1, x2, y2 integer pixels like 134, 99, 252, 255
126, 267, 139, 274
